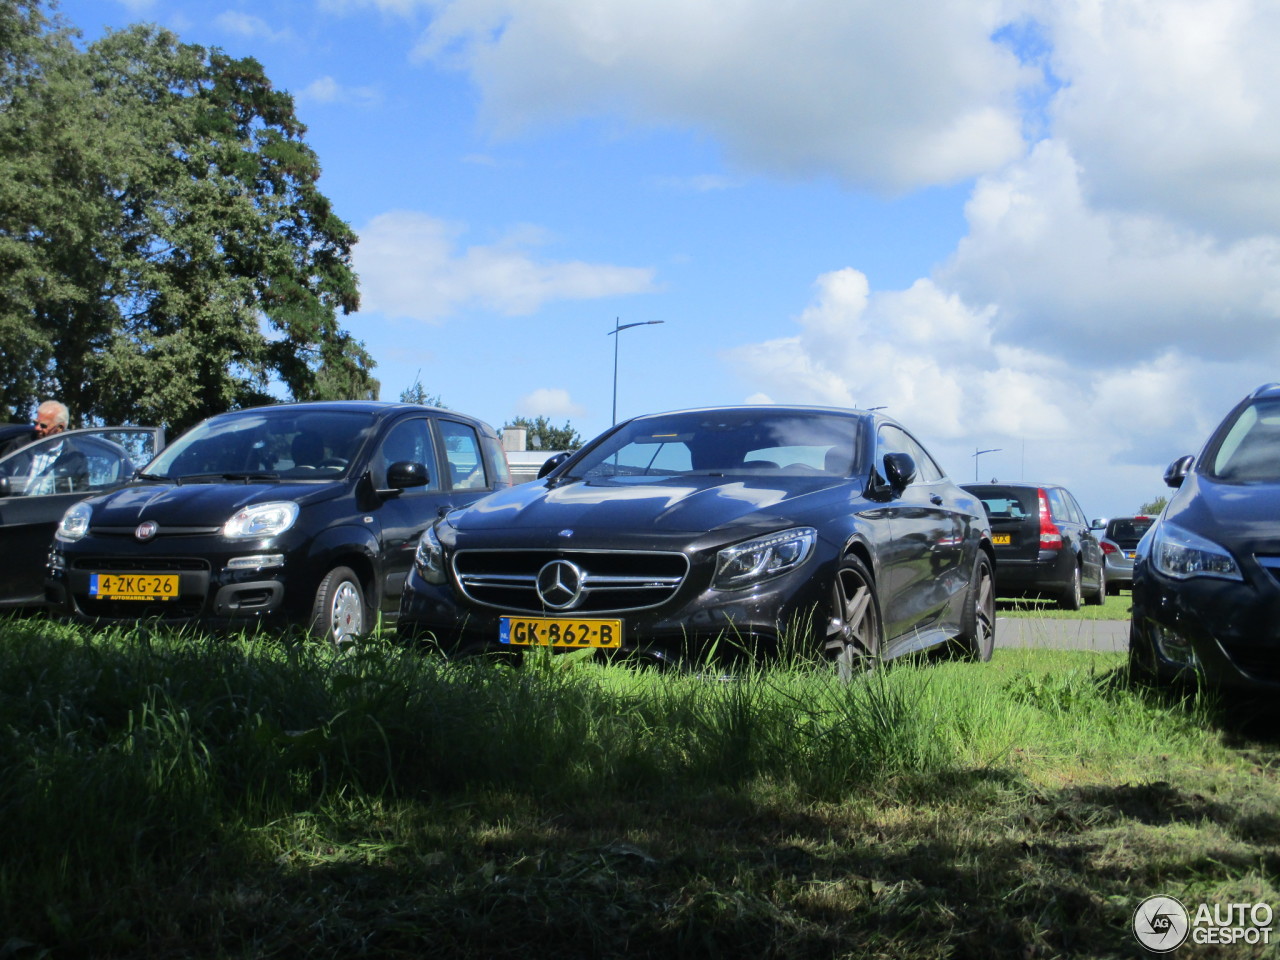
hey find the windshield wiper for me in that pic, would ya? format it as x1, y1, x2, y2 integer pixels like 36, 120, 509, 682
135, 472, 167, 482
174, 471, 281, 485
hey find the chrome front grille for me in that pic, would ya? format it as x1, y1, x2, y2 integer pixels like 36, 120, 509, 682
453, 549, 688, 613
70, 557, 210, 572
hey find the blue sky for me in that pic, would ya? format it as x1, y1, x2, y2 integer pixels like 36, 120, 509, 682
57, 0, 1280, 518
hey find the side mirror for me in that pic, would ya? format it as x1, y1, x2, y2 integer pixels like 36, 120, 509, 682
387, 460, 430, 490
882, 452, 916, 497
1163, 455, 1193, 489
537, 451, 572, 480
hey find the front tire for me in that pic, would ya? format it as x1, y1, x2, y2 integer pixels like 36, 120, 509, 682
824, 555, 883, 681
1085, 566, 1106, 606
953, 552, 995, 661
310, 565, 367, 651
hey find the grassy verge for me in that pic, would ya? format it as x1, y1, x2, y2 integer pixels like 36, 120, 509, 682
998, 590, 1133, 620
1, 617, 1276, 958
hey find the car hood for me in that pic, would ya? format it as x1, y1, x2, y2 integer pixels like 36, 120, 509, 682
1168, 473, 1280, 549
85, 479, 342, 527
446, 474, 860, 540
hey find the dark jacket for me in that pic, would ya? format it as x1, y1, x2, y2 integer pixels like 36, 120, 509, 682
0, 429, 36, 459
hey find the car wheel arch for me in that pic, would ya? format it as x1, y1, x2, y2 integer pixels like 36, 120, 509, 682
840, 537, 877, 582
299, 528, 382, 611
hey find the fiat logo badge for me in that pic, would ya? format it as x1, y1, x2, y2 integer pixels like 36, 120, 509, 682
134, 521, 158, 542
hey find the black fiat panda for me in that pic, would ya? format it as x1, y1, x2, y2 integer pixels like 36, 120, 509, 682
47, 401, 510, 646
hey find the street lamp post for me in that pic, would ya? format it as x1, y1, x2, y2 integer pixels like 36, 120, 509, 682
608, 318, 664, 425
972, 446, 1002, 482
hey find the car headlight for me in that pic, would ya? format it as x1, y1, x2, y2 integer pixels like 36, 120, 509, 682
222, 501, 300, 539
56, 501, 92, 542
714, 527, 817, 590
414, 525, 447, 584
1150, 521, 1243, 581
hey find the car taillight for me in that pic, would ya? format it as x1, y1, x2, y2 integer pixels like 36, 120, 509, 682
1038, 489, 1063, 549
1100, 540, 1118, 555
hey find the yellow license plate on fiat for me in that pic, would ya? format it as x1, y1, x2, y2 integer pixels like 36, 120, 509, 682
993, 534, 1012, 545
89, 573, 179, 601
499, 616, 623, 648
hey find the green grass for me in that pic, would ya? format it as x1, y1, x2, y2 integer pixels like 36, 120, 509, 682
997, 589, 1133, 620
1, 616, 1277, 959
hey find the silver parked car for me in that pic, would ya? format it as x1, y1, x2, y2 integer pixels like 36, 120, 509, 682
1099, 515, 1156, 593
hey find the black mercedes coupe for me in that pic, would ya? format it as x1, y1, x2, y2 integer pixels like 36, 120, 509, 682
397, 405, 996, 674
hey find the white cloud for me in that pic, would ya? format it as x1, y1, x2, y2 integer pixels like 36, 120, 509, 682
940, 140, 1280, 366
353, 211, 658, 321
215, 12, 293, 43
516, 388, 586, 420
408, 0, 1037, 191
1044, 0, 1280, 237
651, 174, 742, 193
298, 76, 383, 106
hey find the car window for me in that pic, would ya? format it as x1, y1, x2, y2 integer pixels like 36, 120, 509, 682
1106, 516, 1155, 546
379, 418, 440, 492
439, 420, 489, 491
969, 487, 1036, 519
1, 435, 129, 497
590, 437, 693, 477
574, 411, 863, 480
1065, 493, 1087, 526
877, 425, 943, 482
149, 409, 375, 479
1046, 487, 1071, 522
1210, 398, 1280, 481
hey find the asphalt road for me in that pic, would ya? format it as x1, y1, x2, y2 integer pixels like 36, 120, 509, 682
994, 617, 1129, 652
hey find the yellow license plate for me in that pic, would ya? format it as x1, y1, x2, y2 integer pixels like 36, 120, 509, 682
499, 616, 623, 649
992, 534, 1012, 545
90, 573, 179, 601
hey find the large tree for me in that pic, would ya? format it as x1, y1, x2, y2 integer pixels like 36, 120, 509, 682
0, 4, 374, 433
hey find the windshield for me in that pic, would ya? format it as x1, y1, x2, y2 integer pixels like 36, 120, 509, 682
1208, 398, 1280, 482
144, 409, 377, 481
567, 410, 866, 481
1105, 516, 1155, 547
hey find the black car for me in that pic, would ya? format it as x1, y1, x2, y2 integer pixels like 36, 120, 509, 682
397, 405, 996, 673
48, 402, 511, 646
0, 425, 165, 609
1130, 383, 1280, 690
1098, 515, 1155, 593
960, 481, 1105, 609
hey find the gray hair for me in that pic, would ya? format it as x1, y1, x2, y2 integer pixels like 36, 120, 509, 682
36, 400, 69, 429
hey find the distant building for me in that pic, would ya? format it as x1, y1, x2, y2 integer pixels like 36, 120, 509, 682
500, 426, 566, 484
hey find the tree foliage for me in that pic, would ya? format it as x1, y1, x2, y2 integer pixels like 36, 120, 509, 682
398, 372, 446, 409
0, 2, 374, 433
505, 415, 583, 451
1138, 495, 1168, 516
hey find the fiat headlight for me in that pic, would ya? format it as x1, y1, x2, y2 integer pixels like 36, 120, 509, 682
1150, 521, 1242, 581
414, 525, 447, 584
222, 501, 299, 539
56, 501, 93, 542
714, 527, 817, 590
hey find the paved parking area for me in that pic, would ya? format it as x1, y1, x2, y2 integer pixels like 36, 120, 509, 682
995, 617, 1129, 652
